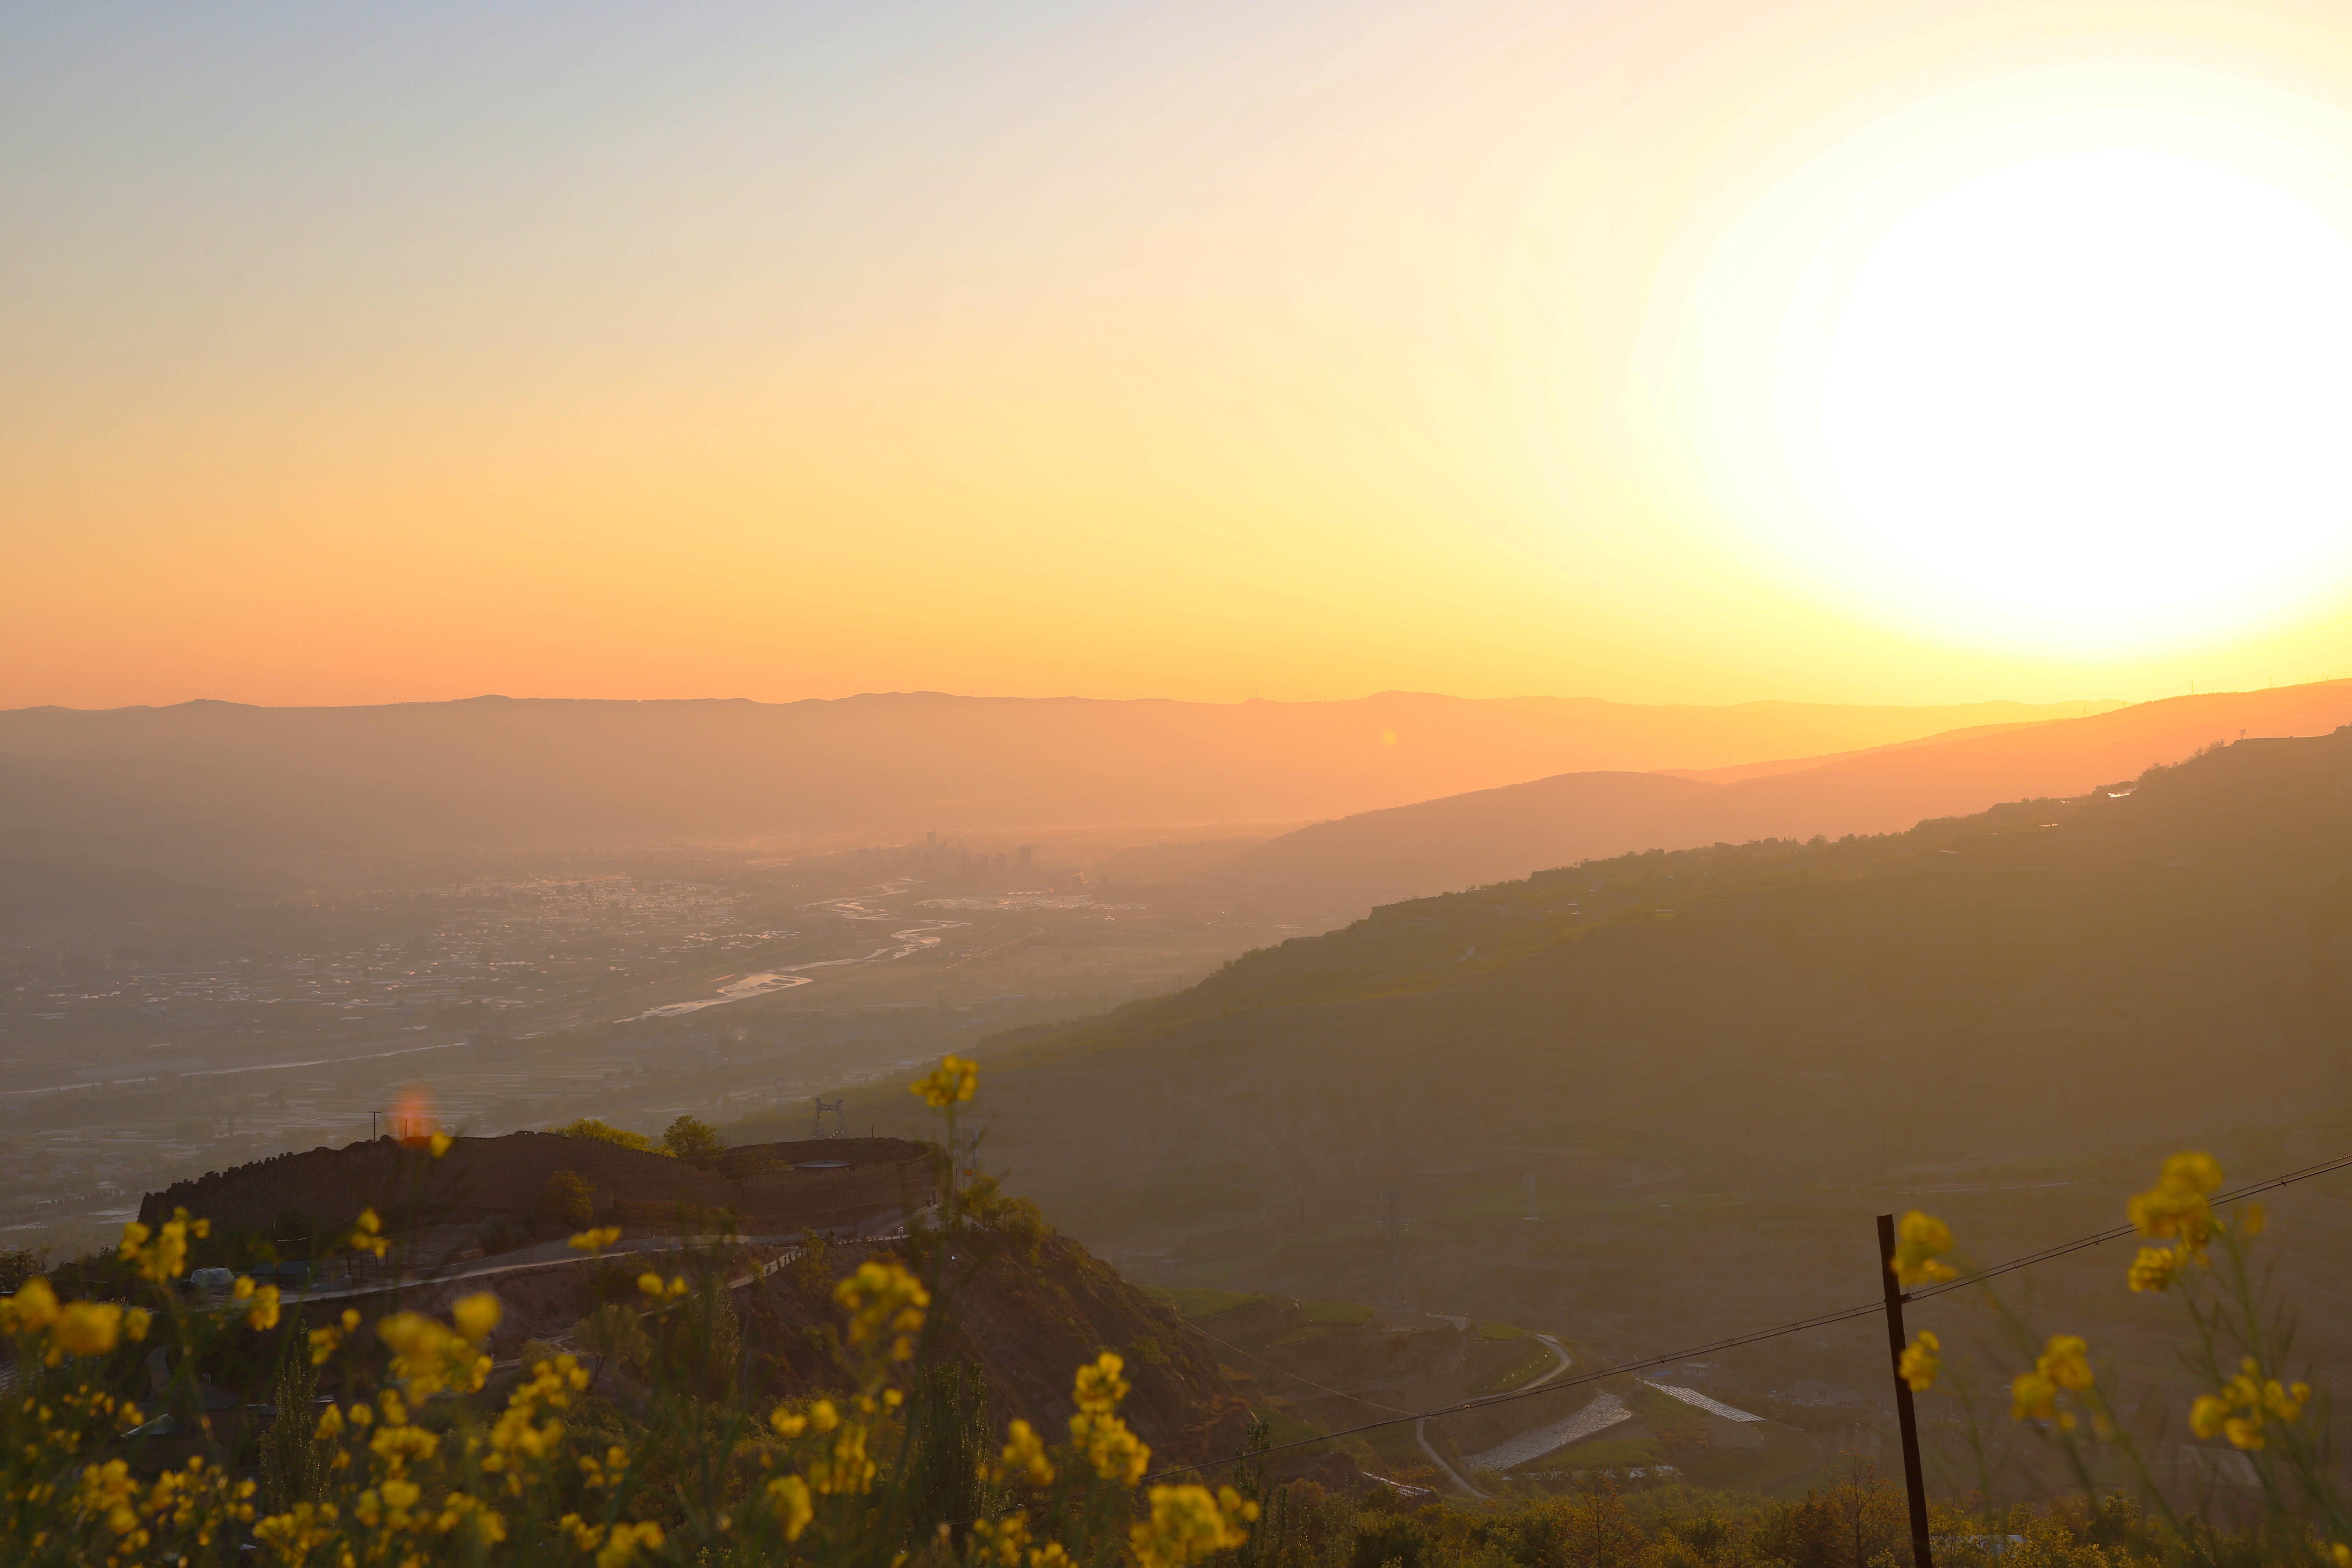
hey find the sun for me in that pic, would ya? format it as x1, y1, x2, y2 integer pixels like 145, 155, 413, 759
1812, 148, 2352, 639
1665, 83, 2352, 654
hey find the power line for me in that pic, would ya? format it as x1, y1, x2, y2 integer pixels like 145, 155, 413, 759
1135, 1149, 2352, 1486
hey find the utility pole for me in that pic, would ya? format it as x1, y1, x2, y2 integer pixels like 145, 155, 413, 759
1384, 1192, 1401, 1306
1876, 1213, 1936, 1568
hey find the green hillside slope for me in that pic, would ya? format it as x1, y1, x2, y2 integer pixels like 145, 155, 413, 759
855, 729, 2352, 1409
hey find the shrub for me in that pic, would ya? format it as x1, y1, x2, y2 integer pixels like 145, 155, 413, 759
540, 1167, 595, 1227
548, 1117, 659, 1153
661, 1115, 725, 1167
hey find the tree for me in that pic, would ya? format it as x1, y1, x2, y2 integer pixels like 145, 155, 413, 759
547, 1118, 655, 1153
661, 1115, 724, 1167
539, 1169, 594, 1227
1557, 1476, 1645, 1568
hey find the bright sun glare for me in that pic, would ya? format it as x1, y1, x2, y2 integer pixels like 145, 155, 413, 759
1814, 148, 2352, 637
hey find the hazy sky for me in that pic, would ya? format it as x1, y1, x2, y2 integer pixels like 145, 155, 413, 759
11, 1, 2352, 709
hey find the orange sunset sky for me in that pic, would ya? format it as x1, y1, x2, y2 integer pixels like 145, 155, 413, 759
10, 0, 2352, 711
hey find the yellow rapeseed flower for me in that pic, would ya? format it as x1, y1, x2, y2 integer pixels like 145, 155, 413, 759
2191, 1356, 2308, 1450
2128, 1152, 2223, 1259
119, 1209, 204, 1283
0, 1276, 60, 1335
568, 1226, 622, 1253
1130, 1484, 1255, 1568
350, 1207, 390, 1259
910, 1054, 979, 1109
428, 1131, 453, 1158
452, 1292, 502, 1345
834, 1259, 929, 1361
2011, 1334, 2092, 1430
2012, 1370, 2061, 1427
2127, 1246, 2185, 1293
47, 1301, 124, 1363
1897, 1331, 1940, 1393
1003, 1418, 1055, 1486
378, 1310, 491, 1399
766, 1474, 814, 1541
1891, 1211, 1958, 1287
2040, 1335, 2093, 1392
244, 1284, 281, 1331
1074, 1351, 1130, 1414
974, 1509, 1033, 1568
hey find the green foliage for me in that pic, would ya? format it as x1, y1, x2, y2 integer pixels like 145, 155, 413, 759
540, 1167, 595, 1226
660, 1115, 725, 1166
258, 1343, 325, 1515
1155, 1288, 1269, 1320
1299, 1301, 1375, 1326
1525, 1436, 1661, 1470
0, 1248, 44, 1293
548, 1116, 660, 1153
900, 1362, 998, 1543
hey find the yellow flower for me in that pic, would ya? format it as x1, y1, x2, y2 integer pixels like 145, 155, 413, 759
1072, 1409, 1150, 1485
1065, 1349, 1149, 1482
47, 1301, 124, 1363
0, 1276, 60, 1335
378, 1310, 491, 1399
1891, 1210, 1957, 1287
245, 1284, 282, 1331
769, 1406, 808, 1439
1897, 1331, 1940, 1393
2128, 1152, 2223, 1258
350, 1208, 390, 1259
2127, 1246, 2185, 1293
428, 1131, 453, 1158
766, 1474, 814, 1540
452, 1292, 502, 1345
119, 1209, 203, 1283
910, 1054, 979, 1109
2039, 1334, 2093, 1393
1002, 1418, 1055, 1486
834, 1259, 929, 1361
976, 1510, 1032, 1567
805, 1415, 877, 1495
568, 1227, 622, 1253
2012, 1370, 2061, 1426
1130, 1484, 1253, 1568
2192, 1357, 2309, 1450
1074, 1351, 1130, 1413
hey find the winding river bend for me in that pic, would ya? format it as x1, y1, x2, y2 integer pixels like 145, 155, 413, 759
625, 890, 965, 1021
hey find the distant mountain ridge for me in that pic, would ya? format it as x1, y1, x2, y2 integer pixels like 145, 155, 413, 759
0, 690, 2110, 879
946, 726, 2352, 1348
1232, 681, 2352, 902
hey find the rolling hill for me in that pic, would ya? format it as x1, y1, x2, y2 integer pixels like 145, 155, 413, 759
0, 692, 2106, 880
1232, 680, 2352, 903
887, 723, 2352, 1376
